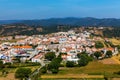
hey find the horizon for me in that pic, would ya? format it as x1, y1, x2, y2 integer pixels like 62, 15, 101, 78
0, 0, 120, 20
0, 17, 120, 20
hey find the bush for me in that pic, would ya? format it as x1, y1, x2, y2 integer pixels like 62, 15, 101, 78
66, 61, 74, 67
28, 62, 41, 66
15, 68, 32, 80
78, 58, 88, 67
106, 50, 112, 57
7, 65, 16, 68
95, 41, 104, 48
114, 71, 120, 75
94, 51, 102, 59
41, 66, 47, 74
45, 52, 56, 61
78, 54, 89, 66
51, 69, 58, 74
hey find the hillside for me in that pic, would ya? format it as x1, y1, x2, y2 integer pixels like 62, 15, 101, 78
1, 17, 120, 36
1, 17, 120, 27
0, 24, 43, 36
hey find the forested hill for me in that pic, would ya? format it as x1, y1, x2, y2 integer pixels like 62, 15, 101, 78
0, 17, 120, 27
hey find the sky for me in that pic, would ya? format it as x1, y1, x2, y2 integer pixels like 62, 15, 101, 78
0, 0, 120, 20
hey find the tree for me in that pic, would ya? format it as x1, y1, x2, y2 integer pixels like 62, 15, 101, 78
106, 50, 112, 57
95, 41, 104, 48
94, 51, 102, 59
47, 57, 62, 74
15, 68, 32, 80
45, 52, 56, 61
78, 57, 88, 67
47, 60, 59, 70
40, 66, 47, 74
77, 52, 93, 67
66, 61, 74, 67
77, 52, 87, 58
77, 52, 93, 61
0, 60, 4, 69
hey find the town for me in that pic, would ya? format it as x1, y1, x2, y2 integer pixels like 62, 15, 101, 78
0, 27, 120, 80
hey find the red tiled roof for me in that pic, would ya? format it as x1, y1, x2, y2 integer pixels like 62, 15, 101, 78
13, 45, 32, 49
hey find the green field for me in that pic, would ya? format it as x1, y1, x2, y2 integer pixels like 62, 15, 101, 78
41, 61, 120, 79
59, 61, 120, 77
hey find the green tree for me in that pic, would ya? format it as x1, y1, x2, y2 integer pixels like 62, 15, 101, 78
15, 68, 32, 80
77, 52, 87, 58
66, 61, 74, 67
78, 56, 88, 67
94, 51, 102, 59
40, 66, 47, 74
47, 60, 59, 70
106, 50, 112, 57
45, 52, 56, 61
47, 57, 62, 74
77, 52, 93, 67
0, 60, 4, 69
95, 41, 104, 48
51, 69, 58, 74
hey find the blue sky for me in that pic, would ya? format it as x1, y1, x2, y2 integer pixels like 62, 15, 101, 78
0, 0, 120, 20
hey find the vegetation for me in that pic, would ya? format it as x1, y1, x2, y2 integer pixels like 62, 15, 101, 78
78, 55, 89, 66
114, 71, 120, 75
77, 52, 93, 67
47, 57, 62, 74
15, 68, 32, 80
106, 50, 112, 57
94, 51, 102, 59
66, 61, 75, 67
0, 60, 4, 70
95, 41, 104, 49
45, 52, 56, 61
41, 66, 47, 74
41, 61, 120, 79
103, 28, 120, 38
58, 61, 120, 77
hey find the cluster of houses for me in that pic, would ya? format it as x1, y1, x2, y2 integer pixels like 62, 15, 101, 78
0, 30, 118, 63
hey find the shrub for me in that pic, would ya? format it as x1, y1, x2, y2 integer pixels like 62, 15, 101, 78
51, 69, 58, 74
45, 52, 56, 61
41, 66, 47, 74
15, 68, 32, 80
66, 61, 74, 67
95, 41, 104, 48
94, 51, 102, 59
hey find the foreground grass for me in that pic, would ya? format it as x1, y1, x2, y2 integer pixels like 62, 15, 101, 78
39, 78, 105, 80
60, 61, 120, 77
41, 74, 104, 79
41, 61, 120, 79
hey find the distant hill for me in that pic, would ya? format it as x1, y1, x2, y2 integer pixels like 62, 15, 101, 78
0, 24, 43, 36
0, 20, 21, 25
1, 17, 120, 27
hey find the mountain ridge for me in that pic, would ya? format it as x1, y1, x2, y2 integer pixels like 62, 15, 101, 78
0, 17, 120, 27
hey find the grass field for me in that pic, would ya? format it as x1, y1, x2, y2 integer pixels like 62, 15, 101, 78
40, 78, 105, 80
41, 74, 104, 79
112, 54, 120, 64
41, 61, 120, 79
109, 38, 120, 45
